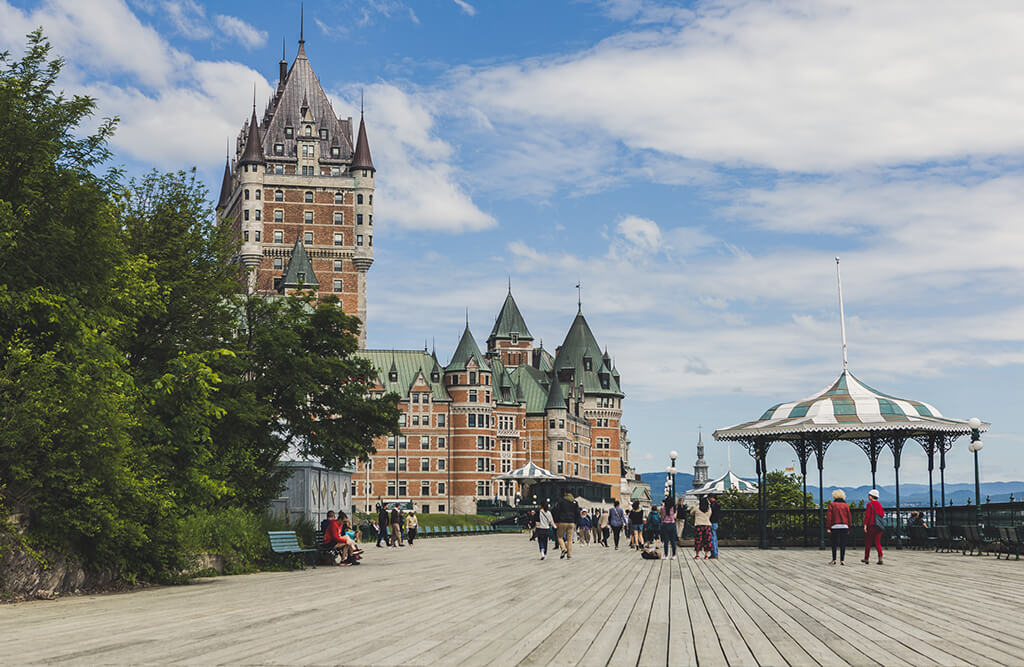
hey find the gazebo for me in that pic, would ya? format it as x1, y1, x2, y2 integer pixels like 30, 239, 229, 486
496, 461, 564, 505
713, 369, 989, 548
687, 470, 758, 498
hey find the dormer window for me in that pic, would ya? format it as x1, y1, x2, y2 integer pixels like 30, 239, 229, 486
305, 126, 312, 136
297, 272, 306, 283
511, 333, 519, 344
584, 357, 592, 371
389, 369, 398, 382
320, 129, 328, 139
331, 147, 340, 158
285, 127, 293, 138
431, 371, 439, 383
274, 143, 284, 155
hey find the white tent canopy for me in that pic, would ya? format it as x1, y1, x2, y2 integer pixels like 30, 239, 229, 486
495, 461, 564, 481
686, 470, 758, 497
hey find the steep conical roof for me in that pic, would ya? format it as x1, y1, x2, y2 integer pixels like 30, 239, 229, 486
239, 107, 264, 166
545, 371, 567, 411
445, 325, 489, 372
217, 157, 232, 209
553, 309, 623, 397
350, 112, 375, 172
488, 290, 533, 342
279, 240, 318, 291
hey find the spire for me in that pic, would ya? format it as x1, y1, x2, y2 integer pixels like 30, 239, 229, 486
278, 239, 318, 291
238, 105, 265, 166
297, 4, 307, 59
545, 372, 566, 411
278, 38, 288, 88
445, 324, 489, 372
488, 290, 533, 343
836, 257, 849, 372
216, 155, 232, 209
576, 281, 582, 313
350, 107, 375, 173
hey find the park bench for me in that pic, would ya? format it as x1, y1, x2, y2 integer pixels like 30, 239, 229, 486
961, 525, 991, 556
267, 530, 317, 569
996, 526, 1021, 560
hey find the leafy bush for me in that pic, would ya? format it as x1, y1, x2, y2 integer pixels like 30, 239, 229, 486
179, 509, 316, 575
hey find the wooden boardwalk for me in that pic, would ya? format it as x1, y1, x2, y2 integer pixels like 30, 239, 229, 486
1, 534, 1022, 665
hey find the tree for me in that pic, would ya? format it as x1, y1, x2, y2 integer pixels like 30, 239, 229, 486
718, 470, 817, 509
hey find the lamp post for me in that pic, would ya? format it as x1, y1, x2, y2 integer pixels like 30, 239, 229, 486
667, 450, 679, 500
968, 417, 984, 522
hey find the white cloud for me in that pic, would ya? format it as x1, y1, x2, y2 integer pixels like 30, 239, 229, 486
214, 15, 267, 51
331, 83, 495, 232
453, 0, 476, 17
161, 0, 210, 39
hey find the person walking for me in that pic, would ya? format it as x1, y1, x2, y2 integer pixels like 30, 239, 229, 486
598, 508, 610, 547
660, 497, 677, 560
405, 510, 418, 546
709, 495, 722, 559
609, 500, 626, 549
555, 492, 581, 559
535, 501, 555, 560
628, 501, 644, 550
691, 495, 713, 559
675, 496, 687, 548
579, 510, 591, 545
862, 489, 885, 564
825, 489, 851, 565
376, 504, 389, 548
389, 505, 403, 547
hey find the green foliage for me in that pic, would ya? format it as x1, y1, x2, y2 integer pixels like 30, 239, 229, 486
179, 509, 316, 575
718, 470, 817, 510
0, 31, 401, 585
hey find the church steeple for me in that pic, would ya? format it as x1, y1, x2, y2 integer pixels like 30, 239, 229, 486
693, 430, 709, 489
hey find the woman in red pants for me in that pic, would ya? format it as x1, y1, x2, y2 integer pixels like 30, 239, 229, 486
862, 489, 885, 565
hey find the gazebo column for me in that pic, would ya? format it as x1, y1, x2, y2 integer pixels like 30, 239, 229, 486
788, 438, 812, 548
856, 434, 884, 491
918, 435, 936, 525
888, 435, 907, 546
814, 438, 831, 550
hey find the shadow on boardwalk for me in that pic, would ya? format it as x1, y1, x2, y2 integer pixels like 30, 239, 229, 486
0, 534, 1021, 665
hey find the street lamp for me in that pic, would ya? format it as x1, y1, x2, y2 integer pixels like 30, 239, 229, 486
667, 449, 679, 500
968, 417, 984, 512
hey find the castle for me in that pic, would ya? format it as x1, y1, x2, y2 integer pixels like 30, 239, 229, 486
220, 32, 633, 514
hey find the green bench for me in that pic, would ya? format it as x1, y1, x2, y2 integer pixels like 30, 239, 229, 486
267, 530, 317, 569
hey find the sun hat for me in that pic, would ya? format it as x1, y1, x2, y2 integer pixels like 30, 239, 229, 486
868, 489, 879, 498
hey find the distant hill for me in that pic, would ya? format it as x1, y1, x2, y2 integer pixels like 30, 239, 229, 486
639, 471, 1024, 506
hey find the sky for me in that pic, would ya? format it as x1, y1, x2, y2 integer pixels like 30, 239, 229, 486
4, 0, 1023, 488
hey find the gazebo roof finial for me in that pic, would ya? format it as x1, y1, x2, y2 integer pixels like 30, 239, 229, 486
836, 257, 848, 372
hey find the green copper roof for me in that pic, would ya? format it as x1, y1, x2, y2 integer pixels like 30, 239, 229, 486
489, 357, 522, 405
545, 371, 568, 411
552, 310, 623, 397
445, 325, 490, 372
279, 240, 318, 291
509, 364, 550, 415
488, 291, 533, 342
357, 349, 450, 401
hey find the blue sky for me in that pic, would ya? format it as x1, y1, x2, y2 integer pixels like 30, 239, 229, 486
4, 0, 1024, 488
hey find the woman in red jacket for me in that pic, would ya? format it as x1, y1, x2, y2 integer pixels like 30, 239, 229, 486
862, 489, 885, 565
825, 489, 852, 565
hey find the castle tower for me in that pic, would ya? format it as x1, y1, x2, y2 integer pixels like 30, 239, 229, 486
444, 324, 493, 514
486, 287, 533, 367
217, 24, 375, 347
693, 430, 709, 489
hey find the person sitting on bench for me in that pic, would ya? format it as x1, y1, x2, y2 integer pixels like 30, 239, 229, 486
323, 511, 361, 564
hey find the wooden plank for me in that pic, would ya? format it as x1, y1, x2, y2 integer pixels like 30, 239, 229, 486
667, 556, 697, 667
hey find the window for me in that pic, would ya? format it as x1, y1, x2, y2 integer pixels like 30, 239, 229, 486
334, 211, 343, 225
476, 481, 491, 496
559, 419, 565, 428
357, 194, 364, 204
421, 481, 430, 496
274, 143, 284, 155
357, 214, 363, 225
334, 192, 344, 204
273, 258, 283, 270
556, 461, 564, 474
333, 260, 343, 271
437, 458, 446, 472
549, 419, 555, 429
303, 231, 313, 244
301, 165, 314, 176
411, 415, 419, 426
398, 414, 407, 426
243, 230, 249, 241
398, 457, 407, 472
296, 272, 305, 283
243, 210, 249, 221
476, 458, 487, 472
302, 144, 314, 157
398, 481, 407, 496
485, 391, 490, 403
356, 235, 363, 246
244, 189, 250, 200
469, 372, 477, 384
363, 170, 368, 177
274, 190, 283, 201
398, 436, 407, 449
331, 147, 340, 158
334, 233, 343, 247
468, 414, 476, 428
387, 435, 395, 448
501, 460, 512, 473
305, 126, 312, 136
557, 441, 564, 451
420, 458, 429, 472
254, 230, 260, 241
387, 482, 395, 496
275, 164, 284, 174
387, 457, 395, 472
369, 215, 373, 225
420, 436, 429, 449
333, 279, 342, 293
304, 191, 313, 203
365, 482, 372, 496
370, 195, 373, 205
274, 210, 283, 222
320, 129, 328, 140
254, 210, 261, 221
422, 505, 430, 513
285, 127, 293, 138
437, 437, 445, 449
476, 436, 485, 450
596, 459, 610, 474
438, 484, 446, 495
437, 414, 445, 427
273, 230, 283, 243
304, 211, 313, 224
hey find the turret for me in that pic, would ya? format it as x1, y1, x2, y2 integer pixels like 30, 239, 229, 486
351, 108, 375, 346
238, 106, 264, 292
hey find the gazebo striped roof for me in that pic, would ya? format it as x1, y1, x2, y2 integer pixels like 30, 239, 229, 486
687, 471, 758, 496
715, 371, 988, 440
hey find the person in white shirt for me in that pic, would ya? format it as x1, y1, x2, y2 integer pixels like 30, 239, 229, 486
535, 501, 555, 560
